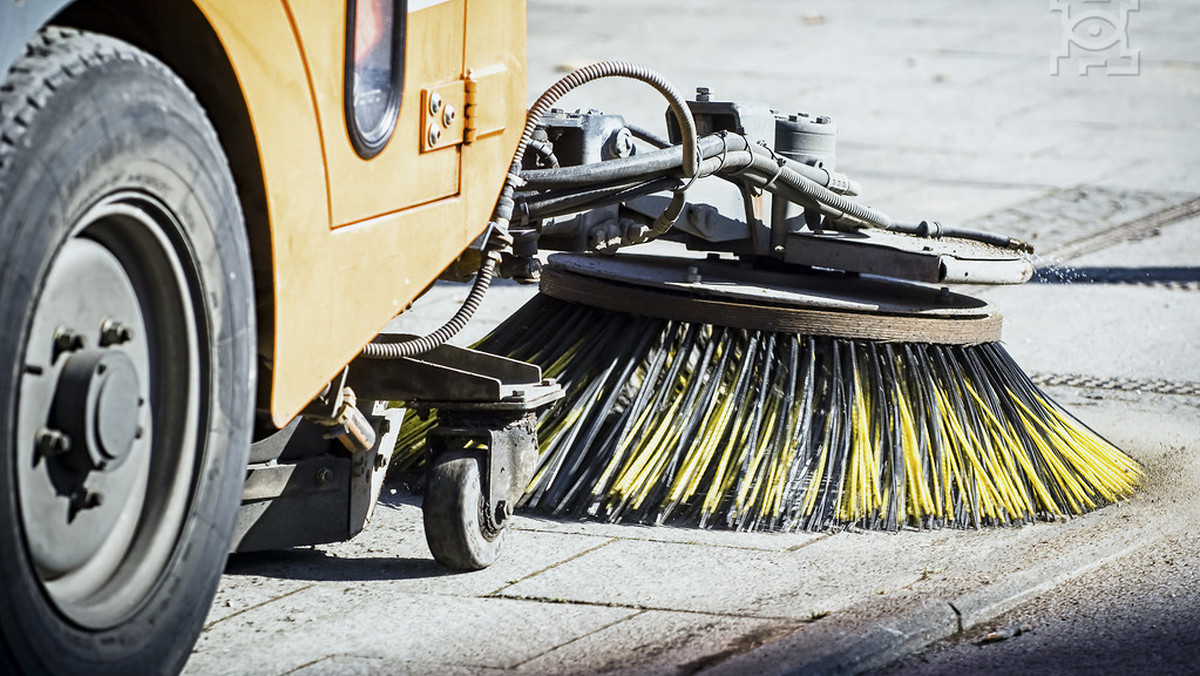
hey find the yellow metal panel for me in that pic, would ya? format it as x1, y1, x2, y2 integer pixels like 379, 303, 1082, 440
287, 0, 466, 225
198, 0, 527, 425
462, 0, 527, 246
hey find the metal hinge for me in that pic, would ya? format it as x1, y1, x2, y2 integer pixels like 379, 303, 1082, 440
464, 71, 479, 145
420, 65, 509, 154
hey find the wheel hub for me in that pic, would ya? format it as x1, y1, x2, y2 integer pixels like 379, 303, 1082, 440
50, 348, 143, 473
15, 195, 203, 628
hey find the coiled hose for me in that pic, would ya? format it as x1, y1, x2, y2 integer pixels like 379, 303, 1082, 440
360, 61, 700, 359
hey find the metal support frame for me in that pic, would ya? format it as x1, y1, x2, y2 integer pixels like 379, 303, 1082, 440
346, 336, 562, 531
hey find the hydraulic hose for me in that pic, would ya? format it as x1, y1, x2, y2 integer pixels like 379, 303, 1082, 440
522, 133, 859, 197
895, 220, 1035, 253
361, 61, 699, 359
521, 177, 682, 221
626, 123, 672, 149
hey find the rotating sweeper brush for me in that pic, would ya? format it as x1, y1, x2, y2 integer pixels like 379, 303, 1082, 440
391, 62, 1141, 532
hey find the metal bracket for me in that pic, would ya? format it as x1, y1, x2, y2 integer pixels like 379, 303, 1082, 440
346, 336, 562, 411
346, 338, 562, 529
427, 411, 538, 531
782, 229, 1034, 285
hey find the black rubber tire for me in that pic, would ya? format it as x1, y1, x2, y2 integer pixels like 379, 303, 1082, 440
423, 450, 507, 570
0, 28, 254, 675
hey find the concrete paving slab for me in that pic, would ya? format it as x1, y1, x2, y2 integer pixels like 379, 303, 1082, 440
495, 534, 928, 621
963, 186, 1195, 255
514, 610, 799, 676
215, 496, 616, 600
985, 216, 1200, 382
856, 182, 1044, 226
514, 516, 825, 553
189, 587, 635, 675
289, 655, 507, 676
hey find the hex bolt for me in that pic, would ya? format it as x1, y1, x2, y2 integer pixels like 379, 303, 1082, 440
495, 500, 512, 523
696, 86, 711, 102
686, 265, 702, 284
427, 126, 441, 146
36, 428, 71, 458
815, 115, 832, 124
99, 320, 133, 346
315, 467, 333, 486
442, 105, 456, 128
427, 90, 443, 116
53, 327, 85, 357
374, 453, 387, 470
70, 488, 103, 511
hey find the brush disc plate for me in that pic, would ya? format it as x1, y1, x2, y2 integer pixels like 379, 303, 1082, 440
541, 253, 1003, 344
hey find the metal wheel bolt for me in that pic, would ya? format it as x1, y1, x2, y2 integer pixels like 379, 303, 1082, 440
495, 500, 514, 524
100, 319, 133, 346
36, 428, 71, 457
70, 489, 103, 511
316, 467, 333, 485
53, 327, 85, 356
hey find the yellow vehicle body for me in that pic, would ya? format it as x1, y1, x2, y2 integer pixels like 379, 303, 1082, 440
201, 0, 526, 425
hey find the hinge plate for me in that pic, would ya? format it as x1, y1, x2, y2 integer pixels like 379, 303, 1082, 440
420, 64, 509, 153
420, 81, 466, 153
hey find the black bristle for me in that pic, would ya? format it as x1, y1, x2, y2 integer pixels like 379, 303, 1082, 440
394, 295, 1143, 532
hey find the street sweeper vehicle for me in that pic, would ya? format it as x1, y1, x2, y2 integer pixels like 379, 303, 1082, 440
0, 0, 1140, 674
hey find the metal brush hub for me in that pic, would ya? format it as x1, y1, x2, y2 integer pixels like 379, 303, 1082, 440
540, 253, 1003, 344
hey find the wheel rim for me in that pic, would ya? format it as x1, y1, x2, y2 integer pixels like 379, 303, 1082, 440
15, 191, 207, 629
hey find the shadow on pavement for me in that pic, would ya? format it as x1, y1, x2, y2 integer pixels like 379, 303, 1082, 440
223, 548, 463, 583
1032, 265, 1200, 285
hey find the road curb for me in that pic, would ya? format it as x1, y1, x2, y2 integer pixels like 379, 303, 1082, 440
701, 532, 1157, 676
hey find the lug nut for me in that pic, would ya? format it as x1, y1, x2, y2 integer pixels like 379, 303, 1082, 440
442, 105, 455, 128
70, 488, 103, 511
53, 327, 84, 357
36, 428, 71, 458
100, 320, 133, 346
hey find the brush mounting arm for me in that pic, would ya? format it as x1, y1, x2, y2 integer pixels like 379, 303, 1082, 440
505, 91, 1034, 287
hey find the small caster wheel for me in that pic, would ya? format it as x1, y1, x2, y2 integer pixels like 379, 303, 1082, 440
423, 450, 506, 570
